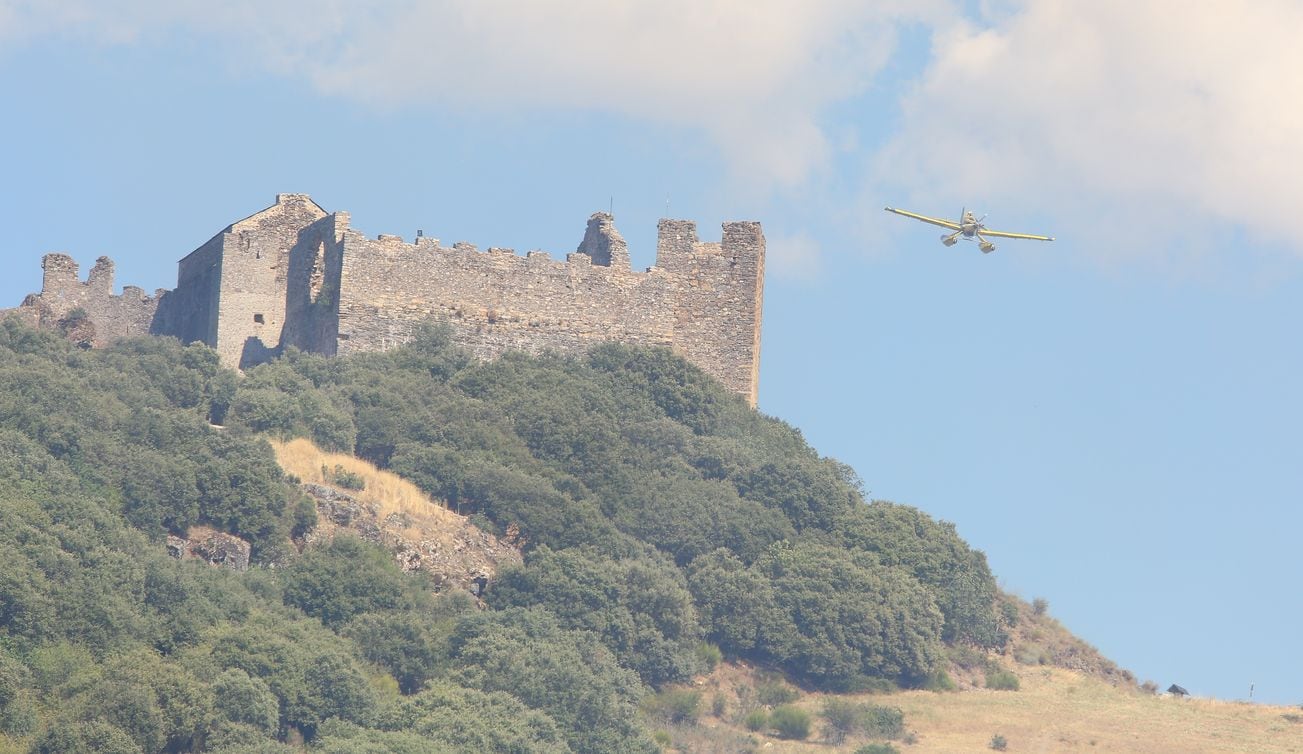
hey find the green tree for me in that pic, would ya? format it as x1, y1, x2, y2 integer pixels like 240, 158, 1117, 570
736, 458, 859, 532
840, 502, 1003, 648
587, 343, 735, 434
282, 536, 420, 627
344, 611, 449, 694
31, 720, 143, 754
205, 612, 378, 738
373, 681, 573, 753
686, 549, 792, 657
757, 541, 945, 686
489, 546, 703, 685
449, 608, 656, 754
615, 474, 794, 566
213, 668, 279, 735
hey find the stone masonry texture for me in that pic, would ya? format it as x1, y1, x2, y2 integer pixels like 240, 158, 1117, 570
3, 195, 766, 405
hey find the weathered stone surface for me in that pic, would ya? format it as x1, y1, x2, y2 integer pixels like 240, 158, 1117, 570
166, 527, 252, 571
299, 482, 522, 594
0, 255, 160, 347
3, 194, 766, 404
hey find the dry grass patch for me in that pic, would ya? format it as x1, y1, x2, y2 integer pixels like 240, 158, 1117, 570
270, 437, 521, 588
880, 667, 1300, 754
272, 437, 453, 524
679, 663, 1301, 754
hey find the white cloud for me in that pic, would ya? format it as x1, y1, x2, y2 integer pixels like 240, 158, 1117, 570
10, 1, 1297, 267
0, 0, 948, 187
873, 0, 1303, 261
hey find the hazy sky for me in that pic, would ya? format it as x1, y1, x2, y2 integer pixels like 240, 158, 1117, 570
3, 1, 1301, 705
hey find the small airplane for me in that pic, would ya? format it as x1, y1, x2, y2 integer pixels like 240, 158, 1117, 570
884, 206, 1054, 253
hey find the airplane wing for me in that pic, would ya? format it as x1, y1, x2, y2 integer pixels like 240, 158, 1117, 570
980, 229, 1055, 241
884, 207, 961, 231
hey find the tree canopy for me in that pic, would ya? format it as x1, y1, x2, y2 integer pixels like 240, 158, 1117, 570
0, 317, 1007, 751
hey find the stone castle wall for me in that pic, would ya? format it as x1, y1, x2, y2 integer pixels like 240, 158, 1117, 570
331, 219, 677, 362
4, 195, 766, 404
1, 254, 161, 346
161, 233, 223, 347
324, 211, 763, 402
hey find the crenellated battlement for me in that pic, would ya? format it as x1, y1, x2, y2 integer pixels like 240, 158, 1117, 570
4, 194, 766, 404
15, 253, 162, 347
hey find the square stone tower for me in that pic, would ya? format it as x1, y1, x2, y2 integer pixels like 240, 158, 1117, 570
169, 194, 331, 368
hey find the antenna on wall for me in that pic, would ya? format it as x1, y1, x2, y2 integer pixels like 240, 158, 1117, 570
665, 195, 670, 217
609, 196, 613, 216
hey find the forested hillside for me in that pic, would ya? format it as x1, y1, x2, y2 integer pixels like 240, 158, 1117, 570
0, 318, 1010, 753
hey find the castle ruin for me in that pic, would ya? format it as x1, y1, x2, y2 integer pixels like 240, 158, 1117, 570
4, 194, 765, 404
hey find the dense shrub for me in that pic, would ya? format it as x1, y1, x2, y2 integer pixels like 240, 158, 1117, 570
366, 681, 572, 753
643, 688, 702, 724
695, 642, 723, 670
769, 704, 812, 740
840, 502, 1004, 648
449, 608, 656, 754
754, 678, 800, 706
986, 669, 1021, 691
823, 698, 906, 744
330, 464, 366, 490
860, 703, 906, 738
489, 546, 703, 685
212, 669, 278, 735
821, 698, 860, 744
821, 699, 905, 744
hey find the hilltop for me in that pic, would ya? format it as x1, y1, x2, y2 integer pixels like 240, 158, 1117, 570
1, 315, 1291, 753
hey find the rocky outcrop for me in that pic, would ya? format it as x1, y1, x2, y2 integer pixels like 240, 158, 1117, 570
299, 483, 521, 593
166, 527, 252, 570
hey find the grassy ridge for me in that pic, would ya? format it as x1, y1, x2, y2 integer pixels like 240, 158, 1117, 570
658, 664, 1302, 753
877, 667, 1301, 754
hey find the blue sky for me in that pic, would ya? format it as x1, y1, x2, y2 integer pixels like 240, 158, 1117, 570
3, 2, 1301, 705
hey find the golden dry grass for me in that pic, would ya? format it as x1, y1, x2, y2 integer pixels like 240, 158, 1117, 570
270, 437, 455, 525
270, 437, 521, 584
675, 664, 1302, 754
880, 667, 1301, 754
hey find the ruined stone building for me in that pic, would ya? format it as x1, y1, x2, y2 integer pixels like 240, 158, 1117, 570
4, 194, 766, 404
